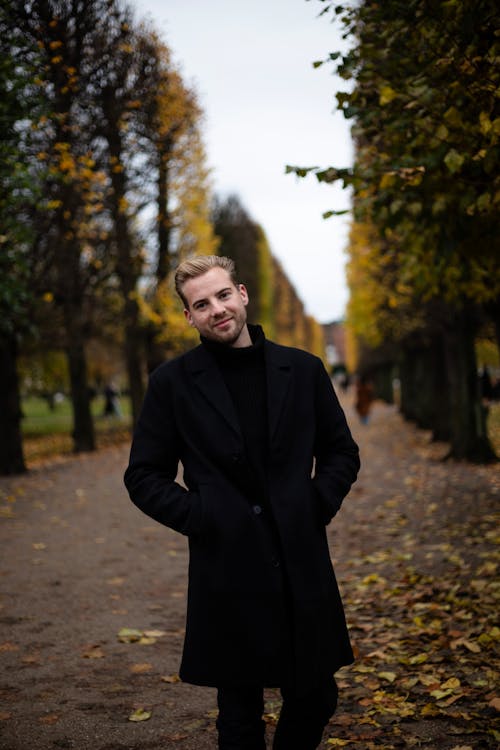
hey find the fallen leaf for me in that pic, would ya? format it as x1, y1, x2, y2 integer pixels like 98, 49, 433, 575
489, 696, 500, 711
0, 642, 19, 653
130, 663, 153, 673
378, 672, 397, 683
183, 718, 205, 731
462, 640, 481, 653
409, 653, 428, 664
128, 707, 152, 722
441, 677, 461, 689
21, 654, 40, 664
82, 645, 105, 659
39, 714, 59, 725
161, 673, 181, 683
117, 628, 143, 643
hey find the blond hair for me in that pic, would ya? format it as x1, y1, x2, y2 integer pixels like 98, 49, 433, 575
174, 255, 237, 307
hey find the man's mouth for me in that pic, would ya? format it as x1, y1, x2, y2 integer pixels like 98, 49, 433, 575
214, 318, 232, 328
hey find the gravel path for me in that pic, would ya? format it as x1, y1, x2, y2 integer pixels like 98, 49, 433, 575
0, 392, 498, 750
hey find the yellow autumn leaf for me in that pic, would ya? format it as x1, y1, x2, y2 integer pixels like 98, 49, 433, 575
327, 739, 353, 747
378, 672, 397, 683
117, 628, 143, 643
128, 707, 152, 722
419, 674, 440, 686
409, 653, 428, 664
441, 677, 460, 690
430, 688, 453, 699
462, 640, 481, 653
161, 673, 180, 683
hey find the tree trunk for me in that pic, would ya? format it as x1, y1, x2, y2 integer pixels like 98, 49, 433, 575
373, 362, 394, 404
106, 128, 145, 425
486, 299, 500, 356
156, 142, 173, 285
399, 346, 418, 421
123, 298, 145, 425
144, 141, 176, 374
63, 300, 96, 453
443, 307, 496, 462
0, 338, 26, 475
430, 332, 450, 442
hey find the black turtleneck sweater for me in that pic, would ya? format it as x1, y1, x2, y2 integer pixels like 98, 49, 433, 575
201, 324, 269, 500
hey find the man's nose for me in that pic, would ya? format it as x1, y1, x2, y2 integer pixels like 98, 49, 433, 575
212, 299, 226, 315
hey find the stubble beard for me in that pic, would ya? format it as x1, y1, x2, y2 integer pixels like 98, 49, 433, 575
210, 314, 247, 347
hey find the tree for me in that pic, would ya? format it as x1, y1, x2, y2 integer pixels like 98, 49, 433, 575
0, 3, 45, 474
15, 0, 124, 453
292, 0, 499, 461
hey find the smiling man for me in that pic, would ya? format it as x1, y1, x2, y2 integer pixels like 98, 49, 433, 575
124, 255, 360, 750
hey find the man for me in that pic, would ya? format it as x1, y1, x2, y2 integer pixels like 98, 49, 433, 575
124, 255, 360, 749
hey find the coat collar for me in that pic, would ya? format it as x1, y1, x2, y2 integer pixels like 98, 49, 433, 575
185, 339, 292, 441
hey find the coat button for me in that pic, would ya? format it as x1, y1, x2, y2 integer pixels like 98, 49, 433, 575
232, 454, 242, 464
271, 556, 280, 568
252, 504, 263, 515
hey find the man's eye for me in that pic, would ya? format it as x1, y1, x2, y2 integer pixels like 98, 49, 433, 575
195, 302, 206, 310
220, 291, 231, 299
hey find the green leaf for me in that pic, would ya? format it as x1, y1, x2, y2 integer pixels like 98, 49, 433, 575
444, 149, 465, 174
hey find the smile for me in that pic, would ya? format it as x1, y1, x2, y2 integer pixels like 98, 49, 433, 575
214, 319, 232, 328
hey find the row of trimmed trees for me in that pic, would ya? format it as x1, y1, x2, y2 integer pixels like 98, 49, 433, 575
292, 0, 499, 462
0, 1, 324, 475
212, 196, 325, 355
1, 0, 216, 473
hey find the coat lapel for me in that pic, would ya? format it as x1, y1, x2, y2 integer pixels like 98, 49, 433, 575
186, 346, 242, 438
265, 341, 292, 441
186, 340, 292, 443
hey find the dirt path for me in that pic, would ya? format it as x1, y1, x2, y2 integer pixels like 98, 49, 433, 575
0, 393, 498, 749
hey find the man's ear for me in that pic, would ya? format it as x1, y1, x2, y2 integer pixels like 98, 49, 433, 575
239, 283, 249, 306
184, 308, 194, 326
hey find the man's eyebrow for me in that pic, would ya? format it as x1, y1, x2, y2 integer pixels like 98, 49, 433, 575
192, 296, 208, 307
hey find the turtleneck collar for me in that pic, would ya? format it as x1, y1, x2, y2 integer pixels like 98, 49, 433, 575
201, 324, 265, 361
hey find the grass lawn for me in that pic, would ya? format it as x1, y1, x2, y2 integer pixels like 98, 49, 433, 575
19, 395, 500, 466
21, 395, 132, 435
21, 395, 132, 464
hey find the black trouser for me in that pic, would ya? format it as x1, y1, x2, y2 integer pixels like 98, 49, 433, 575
216, 677, 338, 750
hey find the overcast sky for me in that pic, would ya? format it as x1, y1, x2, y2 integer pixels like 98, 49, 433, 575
133, 0, 354, 322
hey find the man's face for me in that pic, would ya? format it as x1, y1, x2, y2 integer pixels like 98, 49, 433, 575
182, 266, 251, 348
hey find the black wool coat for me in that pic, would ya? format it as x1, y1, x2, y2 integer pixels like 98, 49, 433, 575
124, 338, 360, 691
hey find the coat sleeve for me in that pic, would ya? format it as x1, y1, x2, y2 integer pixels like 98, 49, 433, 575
311, 360, 360, 524
123, 369, 202, 537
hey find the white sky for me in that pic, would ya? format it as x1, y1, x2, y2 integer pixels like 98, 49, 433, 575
133, 0, 354, 322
